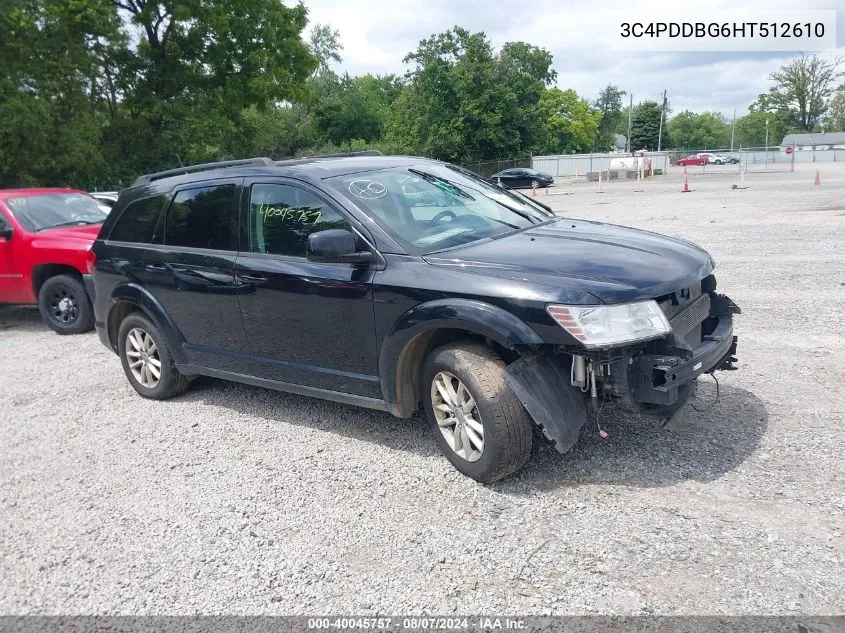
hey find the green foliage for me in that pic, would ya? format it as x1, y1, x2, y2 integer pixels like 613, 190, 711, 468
629, 100, 669, 151
825, 89, 845, 131
667, 111, 730, 149
535, 88, 600, 154
593, 84, 626, 151
314, 74, 401, 146
385, 27, 556, 163
733, 111, 788, 147
753, 54, 844, 132
13, 14, 845, 191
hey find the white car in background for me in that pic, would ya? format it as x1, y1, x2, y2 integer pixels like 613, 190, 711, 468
696, 153, 739, 165
89, 191, 119, 212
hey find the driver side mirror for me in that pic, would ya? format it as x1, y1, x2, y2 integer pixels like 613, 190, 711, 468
0, 227, 13, 242
307, 229, 374, 265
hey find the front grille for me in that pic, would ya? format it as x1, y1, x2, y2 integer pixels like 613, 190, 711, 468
669, 293, 710, 338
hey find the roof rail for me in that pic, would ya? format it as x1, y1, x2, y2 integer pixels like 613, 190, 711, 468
132, 157, 276, 186
295, 150, 384, 159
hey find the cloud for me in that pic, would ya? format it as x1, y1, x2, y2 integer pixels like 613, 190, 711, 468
301, 0, 845, 115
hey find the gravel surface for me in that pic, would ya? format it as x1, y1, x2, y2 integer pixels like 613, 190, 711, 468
1, 163, 844, 615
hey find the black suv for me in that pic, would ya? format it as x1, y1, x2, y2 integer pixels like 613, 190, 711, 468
91, 154, 739, 483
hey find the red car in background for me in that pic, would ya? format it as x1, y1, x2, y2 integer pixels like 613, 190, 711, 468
674, 155, 709, 167
0, 189, 106, 333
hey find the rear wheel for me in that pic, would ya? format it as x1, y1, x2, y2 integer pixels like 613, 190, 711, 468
37, 274, 94, 335
118, 314, 190, 400
422, 343, 533, 483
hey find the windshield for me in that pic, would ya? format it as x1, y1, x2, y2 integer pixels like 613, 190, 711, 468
6, 193, 107, 232
327, 163, 553, 254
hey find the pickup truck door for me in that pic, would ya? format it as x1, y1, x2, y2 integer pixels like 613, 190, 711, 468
233, 178, 380, 398
0, 206, 28, 303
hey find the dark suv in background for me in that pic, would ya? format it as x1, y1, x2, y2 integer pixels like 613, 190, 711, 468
91, 154, 739, 483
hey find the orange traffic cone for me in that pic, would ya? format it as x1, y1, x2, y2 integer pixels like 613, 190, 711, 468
532, 184, 537, 197
682, 167, 691, 193
814, 170, 821, 185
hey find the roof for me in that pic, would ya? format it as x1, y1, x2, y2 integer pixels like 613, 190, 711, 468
781, 132, 845, 146
128, 155, 437, 192
0, 188, 84, 199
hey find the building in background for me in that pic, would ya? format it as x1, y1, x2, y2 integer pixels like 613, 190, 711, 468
781, 132, 845, 150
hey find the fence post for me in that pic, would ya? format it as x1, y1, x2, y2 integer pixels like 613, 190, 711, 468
791, 144, 795, 172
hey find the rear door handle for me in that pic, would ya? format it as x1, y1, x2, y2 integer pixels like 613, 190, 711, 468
145, 264, 167, 272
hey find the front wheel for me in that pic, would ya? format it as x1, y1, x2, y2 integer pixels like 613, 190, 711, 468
422, 343, 533, 483
37, 274, 94, 334
530, 179, 539, 189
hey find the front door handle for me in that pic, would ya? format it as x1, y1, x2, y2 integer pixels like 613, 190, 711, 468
145, 263, 167, 272
238, 274, 267, 284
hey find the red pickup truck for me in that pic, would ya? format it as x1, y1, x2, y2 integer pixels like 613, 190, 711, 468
0, 188, 106, 334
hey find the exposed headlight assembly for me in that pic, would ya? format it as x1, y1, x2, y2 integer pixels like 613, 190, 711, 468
546, 300, 671, 349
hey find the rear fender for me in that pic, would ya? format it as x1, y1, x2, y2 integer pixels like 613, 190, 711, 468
106, 283, 187, 363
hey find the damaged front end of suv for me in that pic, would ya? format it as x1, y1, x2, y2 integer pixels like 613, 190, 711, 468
505, 274, 740, 454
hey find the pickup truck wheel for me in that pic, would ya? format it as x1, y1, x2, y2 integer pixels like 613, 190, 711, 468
37, 274, 94, 335
117, 314, 190, 400
423, 343, 532, 483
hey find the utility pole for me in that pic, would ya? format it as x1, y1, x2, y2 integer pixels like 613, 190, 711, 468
626, 93, 633, 153
657, 89, 667, 152
730, 108, 736, 151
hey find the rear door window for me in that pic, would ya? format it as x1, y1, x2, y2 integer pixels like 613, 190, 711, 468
164, 184, 237, 251
108, 195, 167, 243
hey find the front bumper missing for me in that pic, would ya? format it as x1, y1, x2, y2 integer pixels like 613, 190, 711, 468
505, 293, 740, 453
629, 293, 739, 408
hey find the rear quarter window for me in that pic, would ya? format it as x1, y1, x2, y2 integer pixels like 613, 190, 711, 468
108, 195, 168, 243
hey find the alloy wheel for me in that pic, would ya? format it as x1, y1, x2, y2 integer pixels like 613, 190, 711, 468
431, 371, 484, 462
125, 327, 162, 389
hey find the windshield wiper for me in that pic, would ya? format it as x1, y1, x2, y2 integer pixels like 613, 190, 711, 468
38, 220, 102, 231
409, 168, 548, 226
407, 169, 476, 201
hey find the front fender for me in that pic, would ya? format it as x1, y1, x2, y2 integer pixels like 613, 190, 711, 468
106, 283, 187, 363
378, 298, 543, 415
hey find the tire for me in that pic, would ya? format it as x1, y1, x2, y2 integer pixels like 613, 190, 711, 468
422, 342, 533, 483
117, 313, 190, 400
530, 179, 539, 189
37, 274, 94, 335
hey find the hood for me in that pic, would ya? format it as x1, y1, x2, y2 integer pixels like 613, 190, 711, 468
36, 223, 102, 242
32, 223, 102, 249
424, 218, 714, 304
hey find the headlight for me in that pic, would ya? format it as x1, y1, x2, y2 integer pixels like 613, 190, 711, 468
546, 300, 671, 349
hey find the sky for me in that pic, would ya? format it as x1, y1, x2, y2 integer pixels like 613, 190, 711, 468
301, 0, 844, 118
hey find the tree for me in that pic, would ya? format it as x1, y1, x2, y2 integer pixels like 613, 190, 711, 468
667, 111, 730, 149
734, 111, 788, 147
826, 88, 845, 131
0, 0, 122, 187
310, 23, 343, 75
629, 100, 668, 151
535, 88, 599, 154
496, 42, 557, 152
386, 28, 524, 162
593, 84, 626, 151
755, 54, 844, 132
314, 74, 401, 145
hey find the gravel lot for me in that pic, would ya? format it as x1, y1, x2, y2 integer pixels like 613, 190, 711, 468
1, 163, 844, 615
